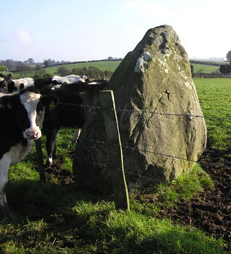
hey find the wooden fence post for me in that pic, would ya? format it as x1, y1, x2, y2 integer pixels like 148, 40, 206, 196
100, 90, 130, 211
35, 138, 46, 181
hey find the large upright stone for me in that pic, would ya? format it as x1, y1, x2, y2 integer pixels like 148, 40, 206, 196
73, 25, 207, 191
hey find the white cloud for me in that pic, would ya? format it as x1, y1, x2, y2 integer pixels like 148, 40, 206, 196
16, 29, 33, 46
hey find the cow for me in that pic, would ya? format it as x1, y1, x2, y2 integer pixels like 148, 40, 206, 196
33, 75, 88, 90
40, 80, 107, 166
33, 77, 57, 90
1, 74, 88, 94
0, 74, 34, 93
52, 74, 87, 85
6, 74, 34, 93
0, 74, 7, 92
0, 86, 58, 215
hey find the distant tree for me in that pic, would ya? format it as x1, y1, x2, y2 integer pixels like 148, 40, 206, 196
33, 65, 50, 79
15, 62, 33, 72
226, 51, 231, 61
5, 59, 17, 71
35, 65, 43, 71
43, 58, 57, 67
33, 69, 50, 79
87, 66, 102, 79
219, 64, 231, 74
190, 64, 194, 75
43, 60, 49, 68
25, 58, 35, 65
57, 66, 70, 76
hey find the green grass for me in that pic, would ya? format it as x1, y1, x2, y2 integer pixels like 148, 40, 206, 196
192, 64, 219, 73
1, 78, 231, 253
45, 60, 121, 75
1, 200, 225, 253
194, 78, 231, 152
0, 142, 225, 253
0, 166, 224, 254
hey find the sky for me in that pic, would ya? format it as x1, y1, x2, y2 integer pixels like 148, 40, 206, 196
0, 0, 230, 62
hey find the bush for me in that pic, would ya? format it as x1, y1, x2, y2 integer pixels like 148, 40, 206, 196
219, 64, 231, 74
0, 65, 7, 72
57, 66, 70, 76
72, 66, 113, 80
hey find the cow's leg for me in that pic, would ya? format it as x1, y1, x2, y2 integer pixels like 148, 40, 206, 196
45, 128, 59, 167
0, 154, 10, 216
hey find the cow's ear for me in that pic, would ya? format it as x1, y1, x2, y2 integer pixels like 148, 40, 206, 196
0, 95, 16, 109
43, 95, 59, 108
6, 74, 12, 82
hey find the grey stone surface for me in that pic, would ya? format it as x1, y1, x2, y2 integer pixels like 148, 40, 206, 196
73, 25, 207, 191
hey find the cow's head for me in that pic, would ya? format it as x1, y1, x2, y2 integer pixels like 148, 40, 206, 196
0, 87, 58, 140
0, 74, 7, 92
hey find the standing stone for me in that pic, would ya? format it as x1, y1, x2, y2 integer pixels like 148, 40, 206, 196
73, 25, 207, 192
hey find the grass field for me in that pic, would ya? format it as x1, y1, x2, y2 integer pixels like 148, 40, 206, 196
45, 60, 121, 75
192, 64, 219, 73
194, 78, 231, 152
1, 78, 231, 253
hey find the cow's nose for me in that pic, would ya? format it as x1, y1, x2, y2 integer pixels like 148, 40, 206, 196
25, 129, 40, 139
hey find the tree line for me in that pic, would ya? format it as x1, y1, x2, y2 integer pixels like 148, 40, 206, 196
0, 62, 113, 80
0, 57, 123, 72
0, 58, 71, 71
0, 57, 120, 80
47, 65, 113, 80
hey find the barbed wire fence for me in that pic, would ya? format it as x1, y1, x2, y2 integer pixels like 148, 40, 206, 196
57, 102, 231, 122
37, 90, 222, 210
54, 98, 218, 167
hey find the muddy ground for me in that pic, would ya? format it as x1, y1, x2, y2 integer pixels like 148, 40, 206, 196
154, 148, 231, 250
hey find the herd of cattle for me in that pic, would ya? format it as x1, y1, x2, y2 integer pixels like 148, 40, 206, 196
0, 73, 108, 215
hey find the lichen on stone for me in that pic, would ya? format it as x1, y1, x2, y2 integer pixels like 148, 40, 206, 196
134, 51, 152, 73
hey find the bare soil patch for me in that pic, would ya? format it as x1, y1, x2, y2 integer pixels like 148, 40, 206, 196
154, 148, 231, 250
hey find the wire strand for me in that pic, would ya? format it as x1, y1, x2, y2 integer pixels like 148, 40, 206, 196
57, 102, 231, 121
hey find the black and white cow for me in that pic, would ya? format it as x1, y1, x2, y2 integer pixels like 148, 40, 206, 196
52, 74, 86, 84
34, 74, 87, 90
0, 74, 7, 92
40, 80, 107, 166
3, 74, 34, 93
0, 86, 58, 215
1, 74, 88, 94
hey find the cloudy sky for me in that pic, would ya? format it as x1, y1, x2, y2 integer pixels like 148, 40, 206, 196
0, 0, 230, 62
